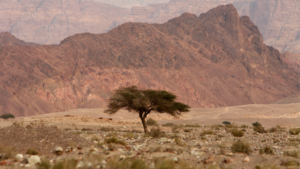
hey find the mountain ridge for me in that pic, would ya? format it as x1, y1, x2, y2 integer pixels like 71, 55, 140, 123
0, 4, 299, 116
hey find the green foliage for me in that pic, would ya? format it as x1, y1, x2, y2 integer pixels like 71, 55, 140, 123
147, 118, 158, 126
289, 128, 300, 135
105, 86, 190, 134
231, 129, 244, 137
231, 140, 252, 155
0, 113, 15, 120
252, 122, 262, 127
26, 148, 39, 155
185, 124, 201, 128
222, 121, 231, 125
105, 137, 126, 146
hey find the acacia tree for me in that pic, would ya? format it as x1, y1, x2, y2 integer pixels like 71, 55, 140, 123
105, 86, 190, 134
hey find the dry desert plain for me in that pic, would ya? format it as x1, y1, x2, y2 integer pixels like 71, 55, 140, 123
1, 103, 300, 168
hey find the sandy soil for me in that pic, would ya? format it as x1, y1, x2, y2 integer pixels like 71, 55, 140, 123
1, 103, 300, 130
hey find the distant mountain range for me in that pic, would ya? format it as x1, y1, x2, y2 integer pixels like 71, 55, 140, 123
0, 5, 299, 116
1, 0, 299, 54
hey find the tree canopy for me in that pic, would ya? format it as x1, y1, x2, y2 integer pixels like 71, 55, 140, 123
105, 86, 190, 134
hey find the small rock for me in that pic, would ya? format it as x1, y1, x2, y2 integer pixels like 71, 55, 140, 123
28, 155, 41, 165
102, 145, 109, 150
76, 161, 84, 168
243, 156, 250, 163
55, 146, 64, 155
93, 141, 98, 144
173, 157, 179, 162
15, 154, 24, 161
227, 152, 233, 156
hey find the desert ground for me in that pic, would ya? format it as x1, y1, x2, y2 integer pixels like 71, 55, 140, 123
1, 103, 300, 169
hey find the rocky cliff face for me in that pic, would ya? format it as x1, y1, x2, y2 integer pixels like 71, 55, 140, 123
0, 5, 299, 116
239, 0, 300, 53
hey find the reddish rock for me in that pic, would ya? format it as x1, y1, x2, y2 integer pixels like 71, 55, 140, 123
0, 4, 299, 116
0, 160, 12, 166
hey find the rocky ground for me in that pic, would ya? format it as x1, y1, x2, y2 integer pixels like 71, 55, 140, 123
0, 115, 300, 169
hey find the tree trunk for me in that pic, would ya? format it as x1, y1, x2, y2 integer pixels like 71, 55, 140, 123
140, 116, 148, 134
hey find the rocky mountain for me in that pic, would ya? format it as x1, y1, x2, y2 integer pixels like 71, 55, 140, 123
239, 0, 300, 53
0, 0, 135, 44
0, 5, 299, 116
0, 32, 37, 46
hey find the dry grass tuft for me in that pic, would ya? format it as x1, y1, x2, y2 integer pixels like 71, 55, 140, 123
231, 140, 252, 155
289, 128, 300, 135
230, 129, 244, 137
105, 137, 126, 146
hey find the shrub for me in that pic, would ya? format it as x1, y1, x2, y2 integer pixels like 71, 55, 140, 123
171, 126, 179, 133
26, 148, 39, 155
38, 161, 51, 169
200, 130, 214, 136
225, 123, 238, 128
174, 138, 186, 147
185, 124, 201, 128
259, 146, 274, 155
52, 159, 77, 169
253, 126, 266, 133
231, 140, 252, 155
147, 118, 159, 126
289, 128, 300, 135
0, 113, 15, 120
162, 123, 175, 127
280, 160, 299, 166
288, 138, 300, 146
0, 144, 14, 159
231, 129, 244, 137
240, 124, 248, 128
284, 151, 299, 158
105, 137, 126, 146
222, 121, 231, 125
149, 127, 165, 138
252, 122, 262, 127
183, 129, 192, 132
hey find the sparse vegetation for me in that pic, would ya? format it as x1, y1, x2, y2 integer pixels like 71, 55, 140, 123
105, 137, 126, 146
148, 127, 165, 138
200, 130, 214, 136
104, 86, 190, 134
252, 122, 266, 133
174, 137, 186, 147
162, 123, 175, 127
259, 146, 274, 155
230, 129, 244, 137
0, 144, 14, 159
289, 128, 300, 135
280, 160, 299, 166
231, 140, 252, 155
284, 150, 299, 158
222, 121, 231, 125
26, 148, 39, 155
185, 124, 201, 128
0, 113, 15, 120
147, 118, 159, 126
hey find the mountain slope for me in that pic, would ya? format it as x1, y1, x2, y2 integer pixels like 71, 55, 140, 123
0, 4, 299, 116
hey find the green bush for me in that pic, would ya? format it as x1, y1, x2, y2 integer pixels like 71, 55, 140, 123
38, 161, 51, 169
222, 121, 231, 125
231, 140, 252, 155
147, 118, 159, 126
0, 113, 15, 120
289, 128, 300, 135
252, 122, 262, 127
231, 129, 244, 137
